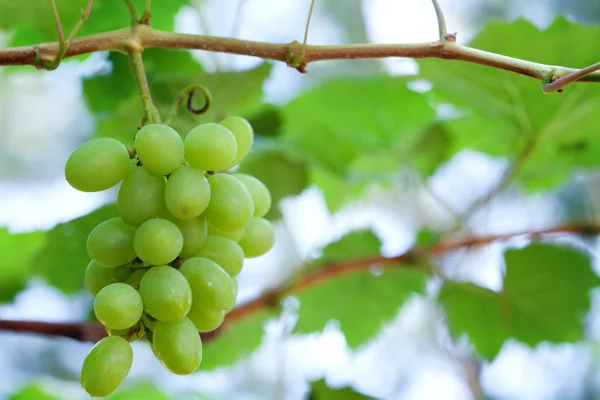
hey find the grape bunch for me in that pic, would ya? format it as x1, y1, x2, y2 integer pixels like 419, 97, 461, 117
65, 117, 275, 397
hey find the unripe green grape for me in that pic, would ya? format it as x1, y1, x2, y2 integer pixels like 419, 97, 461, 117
184, 123, 237, 171
87, 218, 137, 268
80, 336, 133, 397
238, 217, 275, 258
219, 116, 254, 167
84, 260, 116, 296
139, 265, 192, 322
195, 235, 244, 277
165, 165, 210, 220
170, 214, 208, 257
112, 265, 132, 282
234, 173, 271, 218
207, 220, 245, 242
133, 218, 183, 265
94, 283, 143, 330
187, 302, 225, 332
125, 268, 147, 289
135, 124, 184, 176
205, 174, 254, 232
65, 138, 130, 192
179, 257, 236, 311
152, 317, 202, 375
117, 165, 167, 226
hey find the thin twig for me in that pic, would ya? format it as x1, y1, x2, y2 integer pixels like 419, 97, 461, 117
123, 0, 139, 28
300, 0, 316, 66
431, 0, 449, 41
1, 221, 598, 343
164, 85, 212, 126
543, 60, 600, 93
125, 44, 161, 124
49, 0, 66, 45
141, 0, 152, 25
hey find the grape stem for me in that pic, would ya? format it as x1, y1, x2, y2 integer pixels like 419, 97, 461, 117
0, 221, 597, 343
124, 43, 161, 125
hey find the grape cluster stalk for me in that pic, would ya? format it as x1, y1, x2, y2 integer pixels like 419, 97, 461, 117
65, 117, 275, 397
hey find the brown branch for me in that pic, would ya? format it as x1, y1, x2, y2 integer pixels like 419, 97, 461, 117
0, 222, 596, 343
0, 25, 599, 85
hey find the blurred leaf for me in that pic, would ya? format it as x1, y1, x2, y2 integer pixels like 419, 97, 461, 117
440, 243, 600, 359
9, 384, 59, 400
309, 380, 373, 400
247, 106, 283, 138
294, 230, 426, 348
2, 0, 188, 46
282, 76, 435, 175
237, 147, 309, 220
108, 382, 170, 399
32, 204, 118, 294
414, 228, 441, 247
418, 17, 600, 191
200, 310, 274, 370
0, 228, 44, 303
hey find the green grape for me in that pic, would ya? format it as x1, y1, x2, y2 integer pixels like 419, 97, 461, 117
94, 283, 143, 330
238, 217, 275, 258
187, 302, 225, 332
87, 218, 137, 267
152, 317, 202, 375
80, 336, 133, 397
65, 138, 131, 192
205, 174, 254, 232
139, 265, 192, 322
179, 257, 236, 311
112, 265, 132, 282
184, 123, 237, 171
135, 124, 184, 176
219, 116, 254, 167
125, 268, 147, 288
107, 321, 146, 343
117, 165, 167, 226
207, 220, 245, 242
234, 173, 271, 218
170, 214, 208, 257
84, 260, 115, 296
133, 218, 183, 265
164, 165, 211, 220
195, 235, 244, 277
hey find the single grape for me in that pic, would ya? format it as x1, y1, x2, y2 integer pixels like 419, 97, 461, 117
125, 268, 147, 288
207, 220, 245, 242
184, 123, 237, 171
238, 217, 275, 258
205, 174, 254, 232
87, 218, 137, 268
179, 257, 236, 311
84, 260, 115, 296
152, 317, 202, 375
94, 283, 143, 330
65, 138, 130, 192
112, 265, 132, 282
139, 265, 192, 322
117, 165, 167, 226
80, 336, 133, 397
195, 235, 244, 277
133, 218, 183, 265
219, 116, 254, 167
187, 302, 225, 332
234, 173, 271, 218
170, 214, 208, 257
135, 124, 184, 176
164, 165, 211, 220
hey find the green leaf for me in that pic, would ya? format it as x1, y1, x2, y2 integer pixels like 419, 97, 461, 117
108, 383, 170, 400
282, 76, 435, 175
3, 0, 188, 46
237, 147, 309, 220
199, 310, 274, 370
294, 230, 427, 349
418, 17, 600, 191
309, 380, 373, 400
0, 228, 44, 303
440, 242, 600, 360
32, 204, 118, 294
9, 384, 60, 400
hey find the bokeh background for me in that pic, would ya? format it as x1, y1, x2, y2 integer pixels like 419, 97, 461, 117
2, 0, 600, 399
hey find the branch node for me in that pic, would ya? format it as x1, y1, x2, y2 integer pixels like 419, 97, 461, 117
286, 41, 308, 73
